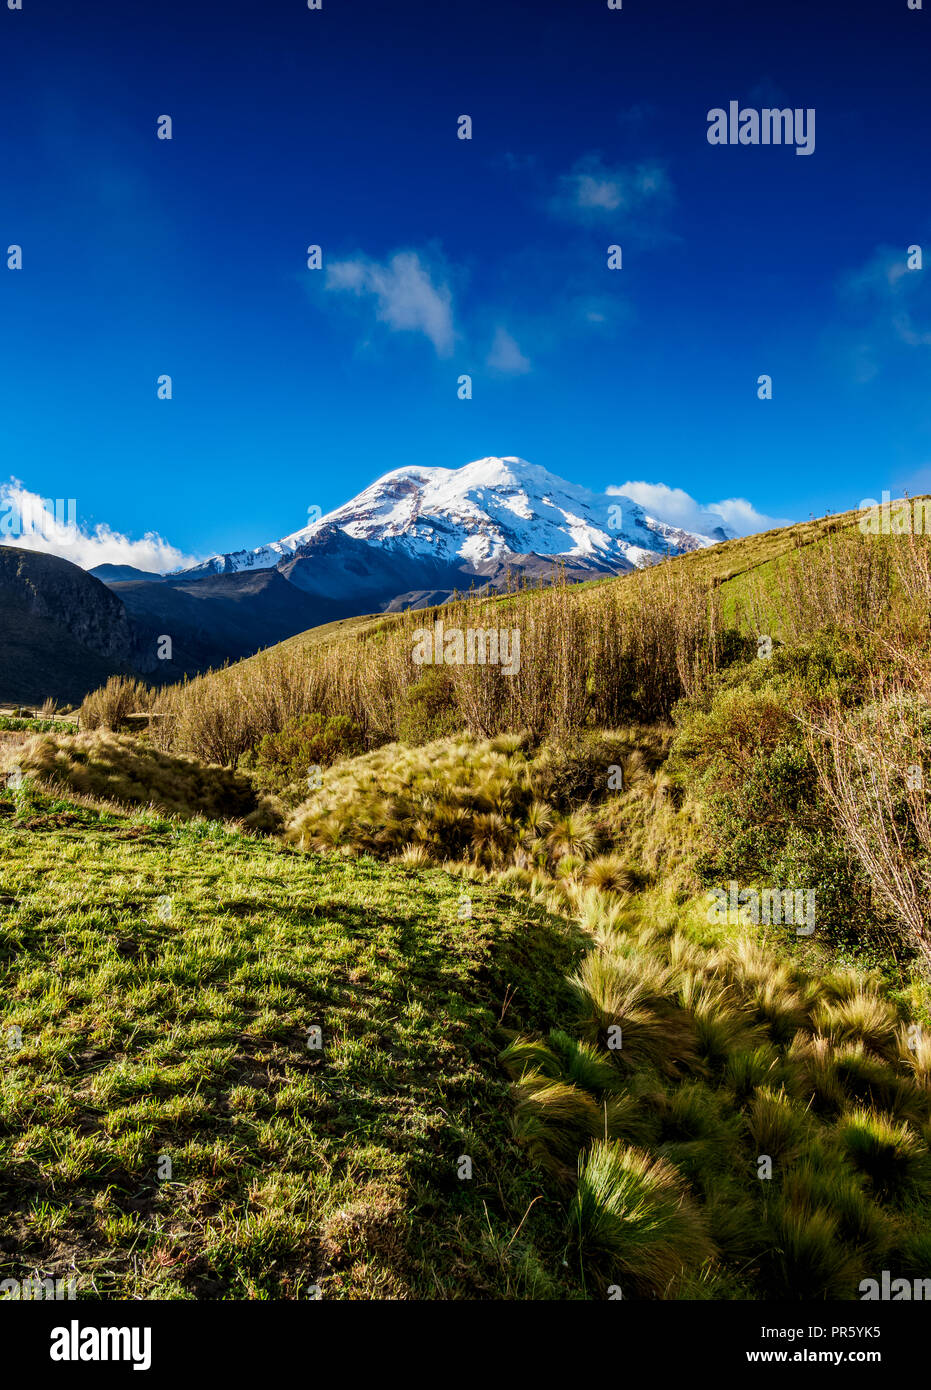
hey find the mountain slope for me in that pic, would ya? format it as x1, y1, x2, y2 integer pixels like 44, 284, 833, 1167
115, 569, 337, 678
0, 547, 134, 704
90, 563, 165, 584
0, 549, 345, 701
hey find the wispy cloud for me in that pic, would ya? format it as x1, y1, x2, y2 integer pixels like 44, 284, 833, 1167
0, 480, 194, 573
833, 243, 931, 381
615, 103, 658, 132
608, 480, 786, 537
551, 155, 672, 223
487, 327, 531, 375
324, 250, 455, 356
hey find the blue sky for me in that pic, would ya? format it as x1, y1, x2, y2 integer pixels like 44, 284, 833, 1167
1, 0, 929, 568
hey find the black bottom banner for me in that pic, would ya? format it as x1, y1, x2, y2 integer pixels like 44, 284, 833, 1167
2, 1298, 923, 1378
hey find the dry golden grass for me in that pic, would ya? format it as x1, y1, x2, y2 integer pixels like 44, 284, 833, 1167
80, 675, 154, 731
139, 567, 724, 764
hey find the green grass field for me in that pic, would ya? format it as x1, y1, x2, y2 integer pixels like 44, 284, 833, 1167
0, 781, 585, 1299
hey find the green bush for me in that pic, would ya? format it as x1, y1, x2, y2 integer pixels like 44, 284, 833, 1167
242, 713, 365, 792
671, 672, 871, 939
397, 668, 459, 744
0, 716, 77, 734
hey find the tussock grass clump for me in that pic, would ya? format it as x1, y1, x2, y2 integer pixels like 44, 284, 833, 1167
570, 1141, 715, 1296
780, 1159, 893, 1260
584, 855, 635, 893
510, 1076, 605, 1178
785, 1033, 850, 1114
836, 1108, 931, 1203
546, 1029, 625, 1094
501, 871, 930, 1296
3, 732, 282, 828
746, 1086, 812, 1161
764, 1201, 865, 1300
501, 1029, 624, 1096
812, 991, 903, 1061
831, 1044, 928, 1126
724, 1044, 784, 1101
899, 1025, 931, 1085
677, 972, 766, 1066
284, 730, 665, 892
568, 950, 698, 1077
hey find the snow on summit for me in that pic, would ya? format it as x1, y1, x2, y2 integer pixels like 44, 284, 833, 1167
180, 456, 732, 578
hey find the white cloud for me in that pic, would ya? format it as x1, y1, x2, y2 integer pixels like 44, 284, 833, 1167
607, 480, 786, 538
487, 327, 530, 375
552, 156, 672, 222
0, 480, 195, 573
325, 250, 455, 356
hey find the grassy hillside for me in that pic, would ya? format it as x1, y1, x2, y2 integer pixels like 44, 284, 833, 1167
4, 726, 929, 1300
127, 499, 904, 769
150, 503, 872, 697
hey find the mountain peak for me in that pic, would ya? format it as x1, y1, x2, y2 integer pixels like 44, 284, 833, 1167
177, 456, 729, 579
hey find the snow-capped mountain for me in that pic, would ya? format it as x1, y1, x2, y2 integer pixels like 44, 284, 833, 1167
62, 458, 736, 692
178, 456, 731, 580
